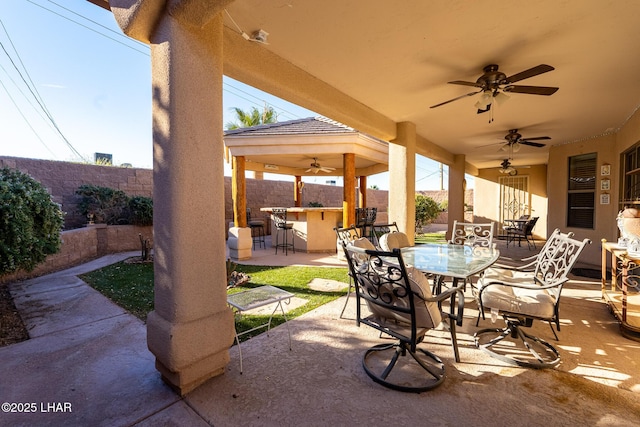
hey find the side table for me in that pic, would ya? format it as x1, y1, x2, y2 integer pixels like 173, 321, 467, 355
601, 239, 640, 341
227, 285, 294, 373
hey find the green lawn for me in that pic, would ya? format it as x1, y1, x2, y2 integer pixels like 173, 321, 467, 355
79, 234, 446, 342
414, 231, 447, 244
80, 261, 349, 342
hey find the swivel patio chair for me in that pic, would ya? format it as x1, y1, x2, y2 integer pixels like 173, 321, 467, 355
473, 231, 591, 368
342, 244, 464, 392
333, 225, 363, 318
273, 208, 295, 255
506, 216, 539, 249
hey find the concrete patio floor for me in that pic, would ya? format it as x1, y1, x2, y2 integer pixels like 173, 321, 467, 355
2, 232, 640, 426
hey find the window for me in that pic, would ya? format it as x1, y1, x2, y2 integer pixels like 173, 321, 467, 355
567, 153, 596, 228
622, 142, 640, 205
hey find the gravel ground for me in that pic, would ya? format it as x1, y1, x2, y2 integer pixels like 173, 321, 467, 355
0, 283, 29, 347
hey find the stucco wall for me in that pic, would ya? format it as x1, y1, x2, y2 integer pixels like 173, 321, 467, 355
474, 165, 549, 240
548, 133, 619, 268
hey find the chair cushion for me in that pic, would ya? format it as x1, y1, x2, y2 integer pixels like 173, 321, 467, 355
351, 237, 376, 250
379, 231, 410, 251
482, 267, 533, 283
367, 266, 442, 329
478, 278, 556, 319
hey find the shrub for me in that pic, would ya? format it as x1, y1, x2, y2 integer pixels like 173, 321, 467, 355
415, 194, 441, 231
0, 168, 64, 274
75, 184, 130, 225
129, 196, 153, 226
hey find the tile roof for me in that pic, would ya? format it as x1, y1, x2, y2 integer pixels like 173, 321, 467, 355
224, 116, 358, 137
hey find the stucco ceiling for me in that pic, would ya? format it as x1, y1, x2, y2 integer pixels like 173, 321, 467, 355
94, 0, 640, 173
220, 0, 640, 171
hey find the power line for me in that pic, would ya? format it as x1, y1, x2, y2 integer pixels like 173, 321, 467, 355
0, 23, 84, 159
0, 79, 58, 158
223, 81, 311, 121
26, 0, 149, 56
44, 0, 148, 50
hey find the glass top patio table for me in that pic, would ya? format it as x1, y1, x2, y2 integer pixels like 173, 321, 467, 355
401, 244, 500, 279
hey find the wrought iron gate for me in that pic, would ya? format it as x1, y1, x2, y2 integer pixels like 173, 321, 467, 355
499, 175, 530, 236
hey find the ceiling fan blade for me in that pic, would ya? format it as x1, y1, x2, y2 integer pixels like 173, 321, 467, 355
504, 85, 559, 95
504, 64, 555, 83
520, 140, 546, 148
448, 80, 483, 88
523, 136, 551, 141
430, 90, 482, 108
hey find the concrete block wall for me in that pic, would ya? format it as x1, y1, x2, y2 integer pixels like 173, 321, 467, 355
0, 225, 153, 284
226, 177, 390, 232
0, 156, 153, 230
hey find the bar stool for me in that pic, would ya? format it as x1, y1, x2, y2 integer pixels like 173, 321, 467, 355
273, 208, 295, 255
246, 208, 265, 249
355, 207, 377, 243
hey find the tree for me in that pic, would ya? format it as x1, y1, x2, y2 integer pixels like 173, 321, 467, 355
0, 168, 64, 274
415, 194, 441, 232
225, 106, 277, 130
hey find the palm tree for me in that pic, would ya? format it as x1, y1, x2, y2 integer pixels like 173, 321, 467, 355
225, 106, 277, 130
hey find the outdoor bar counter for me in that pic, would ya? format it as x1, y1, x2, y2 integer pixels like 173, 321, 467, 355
261, 207, 343, 253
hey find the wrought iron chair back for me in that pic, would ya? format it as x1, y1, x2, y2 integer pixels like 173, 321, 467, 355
272, 208, 289, 228
334, 225, 360, 246
371, 222, 399, 248
449, 221, 495, 248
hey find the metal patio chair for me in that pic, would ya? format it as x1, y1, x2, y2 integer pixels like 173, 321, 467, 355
473, 231, 591, 368
342, 244, 464, 392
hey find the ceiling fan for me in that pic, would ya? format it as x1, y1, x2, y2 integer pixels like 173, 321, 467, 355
306, 158, 336, 174
498, 159, 517, 175
430, 64, 559, 114
499, 128, 550, 152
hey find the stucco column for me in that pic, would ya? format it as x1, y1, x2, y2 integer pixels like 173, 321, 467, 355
343, 153, 356, 227
447, 154, 466, 240
358, 176, 367, 208
388, 122, 416, 244
141, 11, 234, 395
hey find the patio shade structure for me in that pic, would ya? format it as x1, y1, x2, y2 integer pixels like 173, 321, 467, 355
90, 0, 640, 395
224, 117, 389, 229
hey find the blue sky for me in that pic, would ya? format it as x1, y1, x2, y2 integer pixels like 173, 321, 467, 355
0, 0, 455, 191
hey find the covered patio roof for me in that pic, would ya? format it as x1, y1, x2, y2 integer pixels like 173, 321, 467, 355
224, 117, 389, 177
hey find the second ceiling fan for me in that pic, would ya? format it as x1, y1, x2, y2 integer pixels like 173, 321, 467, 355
306, 157, 336, 174
500, 128, 550, 152
430, 64, 559, 114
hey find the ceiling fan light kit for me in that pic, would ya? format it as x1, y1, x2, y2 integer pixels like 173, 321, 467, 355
499, 159, 517, 175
